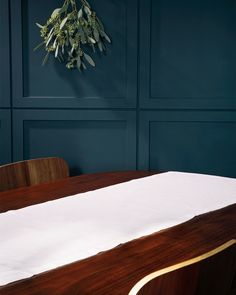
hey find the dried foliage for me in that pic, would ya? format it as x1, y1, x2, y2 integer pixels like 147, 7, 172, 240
34, 0, 111, 71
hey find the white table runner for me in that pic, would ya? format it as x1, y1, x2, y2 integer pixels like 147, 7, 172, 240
0, 171, 236, 286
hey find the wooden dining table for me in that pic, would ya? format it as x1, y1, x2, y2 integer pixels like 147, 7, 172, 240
0, 170, 236, 295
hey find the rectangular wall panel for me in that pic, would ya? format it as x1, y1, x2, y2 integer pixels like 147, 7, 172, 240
1, 0, 235, 178
0, 110, 11, 165
139, 111, 236, 177
0, 0, 10, 107
139, 0, 236, 109
11, 0, 138, 108
13, 110, 136, 174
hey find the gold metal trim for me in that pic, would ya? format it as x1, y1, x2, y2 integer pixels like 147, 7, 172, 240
129, 239, 236, 295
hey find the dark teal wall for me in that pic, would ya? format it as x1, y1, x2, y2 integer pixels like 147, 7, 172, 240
0, 0, 236, 177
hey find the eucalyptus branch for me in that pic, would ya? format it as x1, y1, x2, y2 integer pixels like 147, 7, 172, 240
34, 0, 111, 71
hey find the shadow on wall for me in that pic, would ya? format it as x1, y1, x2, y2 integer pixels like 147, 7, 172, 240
52, 38, 125, 101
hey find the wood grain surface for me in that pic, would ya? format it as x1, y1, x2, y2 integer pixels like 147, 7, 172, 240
0, 171, 235, 295
0, 157, 69, 192
132, 240, 236, 295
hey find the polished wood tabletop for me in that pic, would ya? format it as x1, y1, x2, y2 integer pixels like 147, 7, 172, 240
0, 171, 235, 295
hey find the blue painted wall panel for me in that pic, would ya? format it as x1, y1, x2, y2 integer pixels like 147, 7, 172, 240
139, 0, 236, 109
13, 110, 136, 175
11, 0, 137, 108
139, 111, 236, 177
0, 0, 10, 107
1, 0, 236, 176
0, 110, 11, 164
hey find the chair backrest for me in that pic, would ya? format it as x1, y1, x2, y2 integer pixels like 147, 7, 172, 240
0, 157, 69, 192
129, 240, 236, 295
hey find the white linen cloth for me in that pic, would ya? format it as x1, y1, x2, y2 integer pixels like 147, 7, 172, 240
0, 171, 236, 286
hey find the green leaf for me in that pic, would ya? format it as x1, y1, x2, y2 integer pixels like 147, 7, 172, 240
78, 8, 83, 19
59, 52, 64, 62
96, 18, 104, 31
89, 37, 96, 44
51, 8, 61, 19
98, 41, 103, 52
42, 52, 50, 66
77, 56, 81, 70
34, 0, 111, 72
84, 53, 95, 67
57, 54, 63, 63
81, 0, 91, 9
70, 44, 75, 54
93, 29, 100, 42
102, 31, 111, 43
48, 27, 54, 38
33, 41, 45, 51
53, 37, 58, 49
36, 23, 44, 29
84, 6, 91, 15
60, 3, 68, 14
60, 17, 68, 30
46, 32, 54, 47
80, 31, 86, 44
55, 44, 59, 57
82, 62, 87, 70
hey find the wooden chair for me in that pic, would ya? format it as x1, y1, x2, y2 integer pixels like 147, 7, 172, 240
129, 240, 236, 295
0, 157, 69, 192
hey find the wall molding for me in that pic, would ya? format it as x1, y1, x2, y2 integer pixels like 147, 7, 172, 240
11, 0, 138, 109
13, 109, 137, 173
139, 110, 236, 177
0, 0, 11, 107
139, 0, 236, 110
0, 110, 12, 164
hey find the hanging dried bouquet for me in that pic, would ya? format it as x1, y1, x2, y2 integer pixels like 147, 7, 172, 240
34, 0, 111, 71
